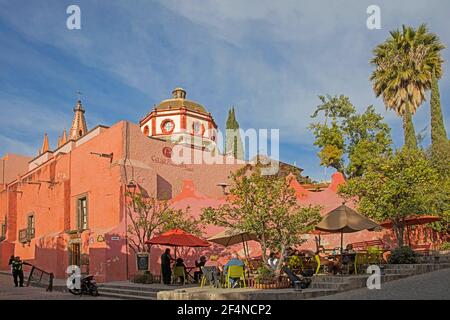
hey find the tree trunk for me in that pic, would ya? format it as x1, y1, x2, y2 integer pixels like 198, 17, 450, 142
402, 108, 417, 150
275, 245, 286, 277
260, 235, 268, 264
394, 224, 405, 247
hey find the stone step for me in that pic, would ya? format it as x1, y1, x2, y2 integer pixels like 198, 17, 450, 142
311, 273, 412, 291
311, 282, 350, 290
297, 289, 339, 299
98, 291, 155, 300
97, 284, 165, 293
98, 287, 157, 299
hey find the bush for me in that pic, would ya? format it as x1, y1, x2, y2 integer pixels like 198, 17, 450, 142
131, 272, 155, 284
255, 264, 275, 283
288, 255, 302, 270
440, 242, 450, 250
388, 246, 417, 264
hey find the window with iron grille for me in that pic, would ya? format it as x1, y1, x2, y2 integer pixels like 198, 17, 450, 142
27, 215, 35, 239
1, 222, 6, 239
77, 197, 88, 231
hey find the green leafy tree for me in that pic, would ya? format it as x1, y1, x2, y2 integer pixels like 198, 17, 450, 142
430, 69, 449, 154
370, 24, 445, 149
310, 95, 392, 178
339, 148, 447, 247
225, 107, 244, 160
201, 165, 321, 275
126, 192, 202, 255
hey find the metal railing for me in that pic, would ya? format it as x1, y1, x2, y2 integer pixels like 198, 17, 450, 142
18, 228, 28, 243
26, 264, 54, 292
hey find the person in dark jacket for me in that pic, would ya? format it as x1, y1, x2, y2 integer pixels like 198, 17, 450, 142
11, 256, 28, 287
161, 249, 173, 285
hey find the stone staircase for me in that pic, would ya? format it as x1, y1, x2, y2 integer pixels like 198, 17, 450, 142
309, 262, 450, 294
97, 282, 192, 300
97, 284, 158, 300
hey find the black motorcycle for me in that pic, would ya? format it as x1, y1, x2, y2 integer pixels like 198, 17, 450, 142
68, 274, 99, 296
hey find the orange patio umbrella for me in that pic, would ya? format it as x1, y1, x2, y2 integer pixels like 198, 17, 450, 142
380, 215, 441, 246
380, 215, 441, 228
145, 228, 210, 259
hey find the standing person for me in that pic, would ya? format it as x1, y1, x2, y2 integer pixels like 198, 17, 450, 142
160, 248, 173, 285
11, 256, 25, 287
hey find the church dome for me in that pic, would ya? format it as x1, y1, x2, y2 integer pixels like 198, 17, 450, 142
154, 88, 208, 114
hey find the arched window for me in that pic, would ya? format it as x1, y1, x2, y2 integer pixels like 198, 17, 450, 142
143, 125, 149, 136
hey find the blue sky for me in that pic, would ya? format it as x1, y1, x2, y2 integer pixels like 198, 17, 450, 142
1, 0, 449, 181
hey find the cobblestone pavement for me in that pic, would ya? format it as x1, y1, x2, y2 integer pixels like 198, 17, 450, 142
312, 268, 450, 300
0, 274, 115, 300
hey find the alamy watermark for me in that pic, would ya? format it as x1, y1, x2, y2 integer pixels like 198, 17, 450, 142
366, 265, 382, 289
367, 5, 381, 30
66, 5, 81, 30
170, 128, 280, 175
66, 265, 81, 289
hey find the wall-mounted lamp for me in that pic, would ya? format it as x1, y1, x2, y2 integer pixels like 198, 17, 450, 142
90, 152, 114, 163
217, 182, 230, 195
126, 180, 137, 194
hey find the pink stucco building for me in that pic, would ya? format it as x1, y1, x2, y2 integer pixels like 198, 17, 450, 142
0, 88, 412, 282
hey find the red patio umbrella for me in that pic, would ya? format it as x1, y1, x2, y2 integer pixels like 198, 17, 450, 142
145, 228, 210, 258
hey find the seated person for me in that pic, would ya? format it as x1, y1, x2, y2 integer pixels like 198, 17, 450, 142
194, 256, 207, 283
281, 260, 311, 290
267, 252, 279, 270
344, 244, 356, 254
341, 244, 357, 274
173, 258, 187, 282
315, 251, 340, 275
224, 253, 245, 288
205, 255, 222, 271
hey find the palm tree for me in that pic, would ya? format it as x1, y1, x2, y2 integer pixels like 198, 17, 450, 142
370, 24, 444, 149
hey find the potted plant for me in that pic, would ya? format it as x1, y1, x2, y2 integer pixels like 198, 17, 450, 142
254, 264, 275, 289
253, 264, 290, 289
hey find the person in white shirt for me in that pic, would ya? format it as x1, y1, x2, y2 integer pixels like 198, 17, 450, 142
268, 252, 279, 270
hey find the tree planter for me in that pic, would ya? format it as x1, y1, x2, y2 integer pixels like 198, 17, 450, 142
251, 278, 291, 289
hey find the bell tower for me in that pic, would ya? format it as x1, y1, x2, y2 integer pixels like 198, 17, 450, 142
69, 99, 88, 140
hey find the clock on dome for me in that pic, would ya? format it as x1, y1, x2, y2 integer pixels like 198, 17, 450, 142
161, 119, 175, 134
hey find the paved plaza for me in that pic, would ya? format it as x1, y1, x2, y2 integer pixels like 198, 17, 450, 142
0, 274, 114, 300
1, 267, 450, 300
313, 267, 450, 300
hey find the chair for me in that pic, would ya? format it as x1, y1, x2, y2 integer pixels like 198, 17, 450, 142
354, 252, 368, 275
314, 255, 328, 275
172, 266, 186, 285
200, 266, 220, 288
226, 265, 246, 288
367, 247, 383, 264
